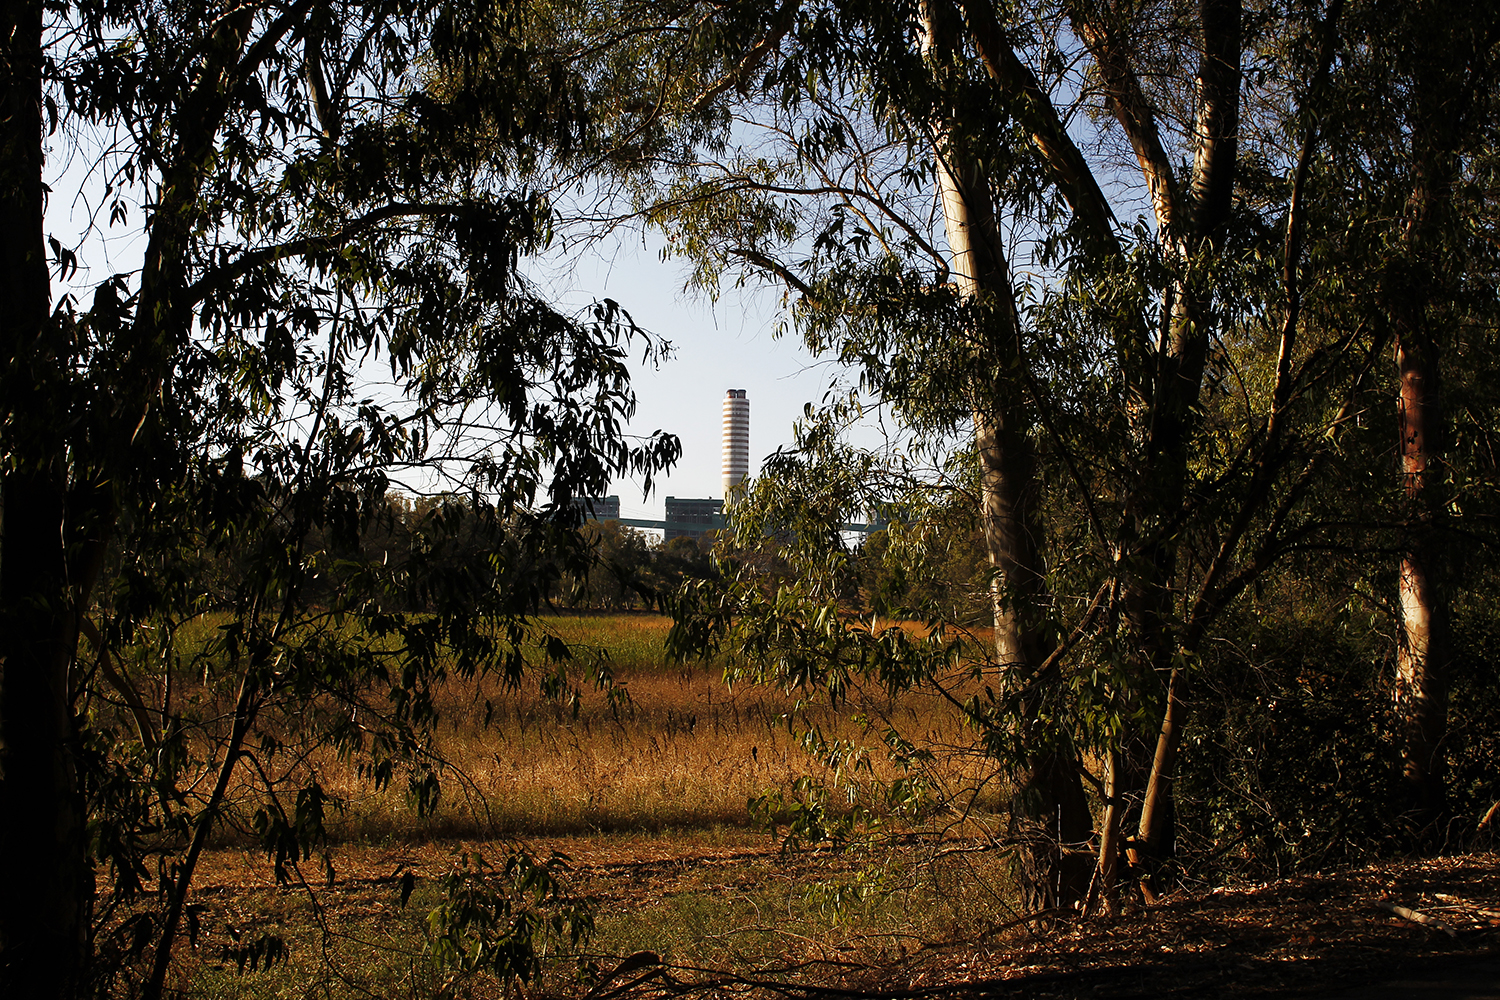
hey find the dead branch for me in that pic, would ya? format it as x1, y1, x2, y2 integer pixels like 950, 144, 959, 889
81, 616, 158, 747
1377, 901, 1458, 937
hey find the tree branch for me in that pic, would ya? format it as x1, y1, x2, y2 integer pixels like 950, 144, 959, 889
80, 617, 157, 749
685, 0, 802, 116
186, 201, 464, 303
957, 0, 1119, 255
1272, 0, 1345, 417
1065, 0, 1182, 239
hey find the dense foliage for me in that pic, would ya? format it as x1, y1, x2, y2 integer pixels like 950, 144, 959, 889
1, 0, 687, 994
650, 0, 1500, 910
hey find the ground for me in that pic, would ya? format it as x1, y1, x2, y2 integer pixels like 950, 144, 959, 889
874, 853, 1500, 999
188, 840, 1500, 999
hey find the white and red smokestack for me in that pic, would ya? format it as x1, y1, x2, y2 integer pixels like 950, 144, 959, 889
721, 389, 749, 499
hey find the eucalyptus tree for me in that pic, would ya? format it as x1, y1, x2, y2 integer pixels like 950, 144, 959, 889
628, 0, 1115, 903
639, 0, 1392, 908
1314, 0, 1500, 831
0, 0, 680, 994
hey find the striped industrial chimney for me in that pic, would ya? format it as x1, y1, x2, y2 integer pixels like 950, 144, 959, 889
721, 389, 749, 499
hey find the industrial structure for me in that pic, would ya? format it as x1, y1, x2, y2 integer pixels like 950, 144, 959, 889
570, 495, 620, 521
572, 388, 874, 539
663, 497, 724, 541
721, 388, 750, 500
574, 496, 724, 541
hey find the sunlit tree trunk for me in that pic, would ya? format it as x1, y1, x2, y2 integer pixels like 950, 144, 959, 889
1394, 326, 1448, 827
1375, 0, 1499, 831
933, 168, 1047, 673
1391, 145, 1452, 831
924, 0, 1092, 907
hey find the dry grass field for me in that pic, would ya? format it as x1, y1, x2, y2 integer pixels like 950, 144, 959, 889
161, 615, 1500, 999
168, 612, 1018, 998
279, 613, 1005, 842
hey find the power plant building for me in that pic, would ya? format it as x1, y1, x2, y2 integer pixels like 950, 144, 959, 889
571, 495, 621, 521
663, 496, 724, 541
575, 389, 751, 541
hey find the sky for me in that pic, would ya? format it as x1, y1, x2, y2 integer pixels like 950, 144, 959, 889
41, 18, 1169, 543
527, 231, 860, 524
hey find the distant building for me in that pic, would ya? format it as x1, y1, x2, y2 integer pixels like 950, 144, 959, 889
721, 389, 749, 499
664, 496, 724, 541
571, 495, 621, 521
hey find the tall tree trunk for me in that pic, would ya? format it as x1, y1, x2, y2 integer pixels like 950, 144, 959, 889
1394, 326, 1448, 828
1391, 147, 1452, 832
1376, 0, 1497, 827
1134, 0, 1241, 867
0, 0, 92, 994
924, 0, 1092, 907
1065, 0, 1241, 893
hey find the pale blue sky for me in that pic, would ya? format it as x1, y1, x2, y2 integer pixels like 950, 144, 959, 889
528, 231, 858, 523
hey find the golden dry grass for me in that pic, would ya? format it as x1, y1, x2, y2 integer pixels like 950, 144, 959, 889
309, 613, 1001, 840
164, 611, 996, 845
168, 614, 1020, 997
129, 611, 1006, 853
